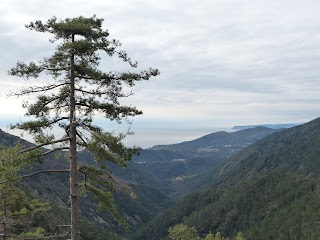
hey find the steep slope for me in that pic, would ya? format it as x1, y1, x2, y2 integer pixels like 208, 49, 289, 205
208, 117, 320, 187
135, 118, 320, 240
0, 129, 33, 147
0, 129, 171, 238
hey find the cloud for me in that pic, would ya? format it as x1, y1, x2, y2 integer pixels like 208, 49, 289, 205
1, 0, 320, 147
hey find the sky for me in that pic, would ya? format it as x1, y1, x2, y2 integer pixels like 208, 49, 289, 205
0, 0, 320, 147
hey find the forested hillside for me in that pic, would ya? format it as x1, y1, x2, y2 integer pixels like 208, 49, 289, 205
0, 130, 170, 239
135, 118, 320, 240
2, 119, 313, 239
0, 125, 279, 238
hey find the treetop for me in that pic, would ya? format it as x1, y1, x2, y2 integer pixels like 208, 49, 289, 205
26, 15, 108, 40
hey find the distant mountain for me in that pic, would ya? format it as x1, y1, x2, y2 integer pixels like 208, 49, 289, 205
135, 118, 320, 240
133, 127, 280, 198
0, 129, 33, 147
150, 126, 279, 152
232, 122, 303, 130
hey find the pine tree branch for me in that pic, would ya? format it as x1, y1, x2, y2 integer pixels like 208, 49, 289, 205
75, 87, 132, 98
35, 96, 64, 114
21, 117, 69, 128
114, 50, 138, 68
19, 138, 71, 153
45, 104, 69, 111
79, 122, 102, 133
75, 69, 159, 83
44, 117, 70, 127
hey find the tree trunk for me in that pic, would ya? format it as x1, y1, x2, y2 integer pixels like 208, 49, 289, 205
69, 33, 80, 240
2, 187, 7, 240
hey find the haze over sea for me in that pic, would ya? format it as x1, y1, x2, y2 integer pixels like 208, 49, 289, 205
0, 114, 303, 148
0, 118, 229, 149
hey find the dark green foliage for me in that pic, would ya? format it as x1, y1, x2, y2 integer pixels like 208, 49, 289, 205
137, 173, 320, 240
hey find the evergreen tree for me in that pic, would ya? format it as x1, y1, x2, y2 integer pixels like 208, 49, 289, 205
0, 145, 49, 239
8, 15, 159, 240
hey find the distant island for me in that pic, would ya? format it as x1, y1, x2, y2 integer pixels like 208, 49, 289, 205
232, 122, 304, 130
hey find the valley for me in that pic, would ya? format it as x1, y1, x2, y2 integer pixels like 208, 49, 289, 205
133, 126, 280, 198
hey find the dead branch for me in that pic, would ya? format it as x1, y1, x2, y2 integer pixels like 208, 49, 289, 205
0, 169, 70, 184
19, 138, 71, 153
7, 82, 69, 97
42, 147, 69, 156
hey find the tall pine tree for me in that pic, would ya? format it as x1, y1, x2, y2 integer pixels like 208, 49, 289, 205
8, 16, 159, 240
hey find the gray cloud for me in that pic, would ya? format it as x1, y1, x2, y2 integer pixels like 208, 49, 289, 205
1, 0, 320, 147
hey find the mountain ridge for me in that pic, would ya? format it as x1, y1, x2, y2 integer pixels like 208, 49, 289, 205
150, 126, 278, 150
232, 122, 303, 130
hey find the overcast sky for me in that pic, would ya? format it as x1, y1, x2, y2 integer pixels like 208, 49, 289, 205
0, 0, 320, 147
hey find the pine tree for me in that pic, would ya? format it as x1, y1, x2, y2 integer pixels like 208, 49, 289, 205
8, 15, 159, 240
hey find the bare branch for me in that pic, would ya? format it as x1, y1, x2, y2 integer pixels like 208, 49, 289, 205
7, 82, 69, 97
0, 169, 70, 184
42, 147, 69, 156
76, 131, 87, 146
19, 137, 71, 153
